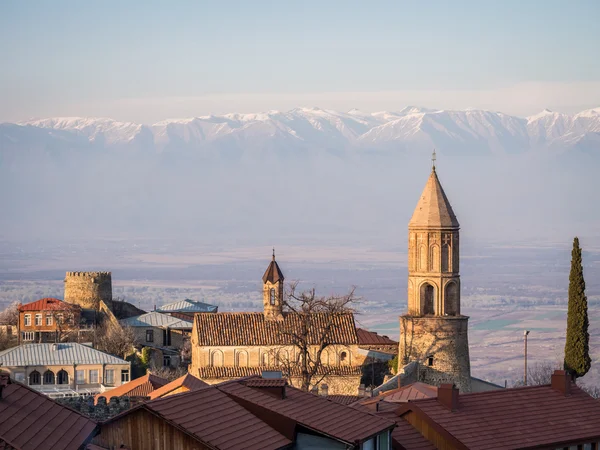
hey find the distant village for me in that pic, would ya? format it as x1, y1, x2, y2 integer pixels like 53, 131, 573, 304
1, 162, 599, 450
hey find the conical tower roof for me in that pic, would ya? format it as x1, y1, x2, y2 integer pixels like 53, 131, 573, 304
409, 167, 459, 229
262, 250, 285, 284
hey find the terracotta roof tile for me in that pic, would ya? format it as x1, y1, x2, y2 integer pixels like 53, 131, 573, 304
369, 382, 438, 404
356, 328, 398, 346
148, 373, 208, 400
245, 378, 287, 387
96, 373, 168, 403
140, 385, 291, 449
194, 312, 358, 346
0, 372, 96, 450
220, 380, 395, 445
197, 365, 363, 379
402, 384, 600, 449
19, 298, 80, 312
325, 395, 363, 405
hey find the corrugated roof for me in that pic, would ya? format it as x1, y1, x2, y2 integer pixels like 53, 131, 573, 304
400, 383, 600, 449
135, 385, 292, 449
220, 378, 395, 445
197, 365, 363, 379
325, 395, 363, 405
149, 373, 208, 400
409, 168, 459, 229
119, 311, 193, 329
156, 299, 217, 313
0, 343, 129, 367
194, 312, 358, 346
19, 298, 80, 312
0, 372, 97, 450
356, 328, 398, 346
96, 373, 168, 403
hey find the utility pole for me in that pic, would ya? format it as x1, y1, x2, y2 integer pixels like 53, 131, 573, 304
524, 330, 530, 386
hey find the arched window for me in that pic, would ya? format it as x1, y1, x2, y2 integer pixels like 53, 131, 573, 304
261, 352, 269, 366
430, 245, 440, 272
236, 351, 248, 367
43, 370, 55, 385
57, 370, 69, 385
211, 350, 223, 367
418, 245, 427, 271
420, 283, 435, 315
445, 282, 459, 316
270, 288, 276, 305
339, 351, 349, 365
29, 370, 41, 385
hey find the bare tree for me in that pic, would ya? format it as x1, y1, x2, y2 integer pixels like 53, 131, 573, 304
512, 360, 562, 387
0, 302, 19, 326
96, 323, 135, 359
276, 281, 358, 391
150, 365, 188, 382
0, 329, 17, 351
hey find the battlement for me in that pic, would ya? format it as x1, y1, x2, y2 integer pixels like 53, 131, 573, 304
65, 271, 112, 278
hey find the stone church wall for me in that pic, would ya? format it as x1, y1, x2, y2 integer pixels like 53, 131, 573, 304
399, 315, 471, 392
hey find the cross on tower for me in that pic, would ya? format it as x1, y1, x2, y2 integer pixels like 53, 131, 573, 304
432, 149, 437, 170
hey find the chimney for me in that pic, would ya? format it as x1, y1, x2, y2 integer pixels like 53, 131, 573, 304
438, 384, 459, 411
551, 370, 571, 396
358, 384, 366, 397
365, 386, 373, 398
319, 384, 328, 397
310, 385, 319, 395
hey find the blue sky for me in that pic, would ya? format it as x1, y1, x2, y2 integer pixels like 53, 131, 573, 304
1, 0, 599, 122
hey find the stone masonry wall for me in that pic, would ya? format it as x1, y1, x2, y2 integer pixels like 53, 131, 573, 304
399, 315, 471, 392
64, 271, 113, 310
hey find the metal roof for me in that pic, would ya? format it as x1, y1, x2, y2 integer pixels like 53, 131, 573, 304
156, 298, 217, 313
119, 311, 193, 329
0, 343, 128, 367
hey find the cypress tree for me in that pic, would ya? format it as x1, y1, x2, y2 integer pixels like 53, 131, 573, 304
564, 237, 591, 379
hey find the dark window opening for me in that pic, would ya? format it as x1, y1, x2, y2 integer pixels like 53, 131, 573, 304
270, 288, 276, 305
121, 370, 130, 383
421, 283, 435, 315
146, 329, 154, 342
427, 355, 434, 367
163, 355, 171, 367
43, 370, 55, 384
57, 370, 69, 385
29, 371, 41, 385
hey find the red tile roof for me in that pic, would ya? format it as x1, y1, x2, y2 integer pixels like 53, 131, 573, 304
325, 394, 363, 405
18, 298, 80, 312
398, 383, 600, 450
95, 373, 168, 403
245, 378, 287, 387
116, 384, 292, 450
356, 328, 398, 346
220, 378, 395, 445
361, 382, 437, 405
0, 372, 97, 450
194, 312, 359, 346
197, 365, 363, 379
374, 411, 437, 450
148, 373, 208, 400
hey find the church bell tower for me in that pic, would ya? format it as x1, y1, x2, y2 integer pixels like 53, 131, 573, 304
262, 249, 285, 321
400, 154, 472, 392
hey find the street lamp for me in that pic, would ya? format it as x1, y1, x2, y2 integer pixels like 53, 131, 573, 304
524, 330, 530, 386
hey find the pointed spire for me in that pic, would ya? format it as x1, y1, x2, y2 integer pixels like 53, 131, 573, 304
263, 250, 285, 284
409, 165, 459, 229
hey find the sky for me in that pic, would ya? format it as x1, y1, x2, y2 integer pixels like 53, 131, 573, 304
1, 0, 600, 123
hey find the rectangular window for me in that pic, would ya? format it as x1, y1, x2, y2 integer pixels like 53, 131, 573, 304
89, 369, 99, 384
46, 315, 53, 326
121, 370, 130, 383
76, 370, 85, 384
163, 355, 171, 367
105, 369, 114, 385
35, 314, 42, 326
24, 314, 31, 326
14, 372, 25, 383
377, 431, 390, 450
22, 331, 35, 341
146, 329, 154, 342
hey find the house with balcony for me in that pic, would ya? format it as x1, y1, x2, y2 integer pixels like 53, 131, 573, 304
0, 342, 130, 398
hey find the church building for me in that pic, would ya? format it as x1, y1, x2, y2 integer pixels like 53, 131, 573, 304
399, 158, 472, 392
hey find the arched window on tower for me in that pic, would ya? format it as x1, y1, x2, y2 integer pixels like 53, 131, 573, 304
430, 245, 440, 272
270, 288, 276, 305
211, 350, 224, 367
445, 281, 459, 316
420, 283, 435, 315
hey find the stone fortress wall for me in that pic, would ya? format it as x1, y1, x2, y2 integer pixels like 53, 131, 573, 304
64, 271, 113, 310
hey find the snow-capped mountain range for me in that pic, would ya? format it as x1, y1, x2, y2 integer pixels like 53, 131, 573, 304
7, 106, 600, 154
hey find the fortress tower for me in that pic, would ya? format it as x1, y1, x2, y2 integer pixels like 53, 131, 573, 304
399, 158, 472, 392
64, 271, 113, 310
262, 250, 285, 321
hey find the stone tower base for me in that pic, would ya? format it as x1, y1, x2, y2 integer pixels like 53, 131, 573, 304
399, 315, 472, 393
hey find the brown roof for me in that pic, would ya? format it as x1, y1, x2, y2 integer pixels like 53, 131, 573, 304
197, 365, 363, 379
409, 167, 459, 229
0, 372, 97, 450
365, 382, 438, 405
148, 373, 208, 400
219, 378, 395, 445
112, 383, 292, 450
374, 411, 437, 450
398, 383, 600, 450
356, 328, 398, 346
19, 298, 80, 312
262, 256, 284, 284
96, 373, 168, 403
194, 312, 359, 346
245, 378, 287, 387
325, 394, 363, 405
